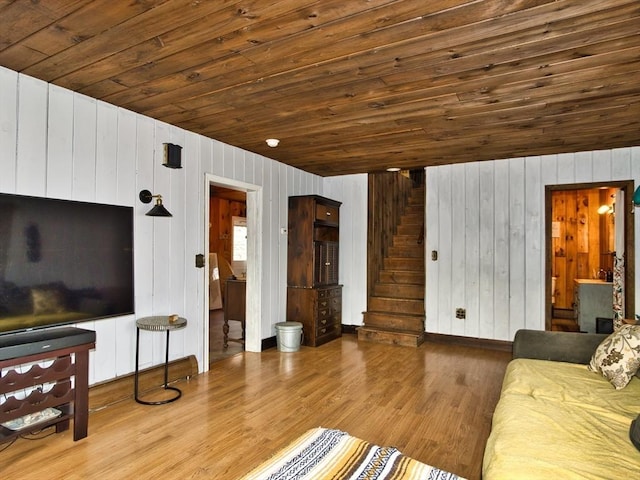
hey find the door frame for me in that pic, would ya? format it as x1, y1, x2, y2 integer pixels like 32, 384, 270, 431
203, 174, 263, 369
544, 180, 635, 330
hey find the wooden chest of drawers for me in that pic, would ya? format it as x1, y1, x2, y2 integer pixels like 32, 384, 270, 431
287, 195, 342, 347
287, 285, 342, 347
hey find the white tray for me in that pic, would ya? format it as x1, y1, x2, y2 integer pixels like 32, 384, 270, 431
1, 407, 62, 431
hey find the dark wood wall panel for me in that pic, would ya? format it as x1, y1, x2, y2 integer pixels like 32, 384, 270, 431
551, 188, 615, 310
367, 172, 415, 297
209, 197, 246, 267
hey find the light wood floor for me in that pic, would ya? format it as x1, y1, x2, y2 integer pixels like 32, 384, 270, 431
0, 335, 511, 480
209, 308, 244, 364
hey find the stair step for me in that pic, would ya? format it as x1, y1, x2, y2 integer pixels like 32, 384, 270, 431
403, 202, 424, 215
387, 245, 423, 258
378, 270, 424, 284
411, 185, 425, 194
397, 224, 422, 236
393, 235, 422, 246
383, 257, 424, 271
400, 213, 423, 225
403, 204, 424, 215
368, 296, 424, 315
363, 311, 425, 331
357, 326, 425, 347
373, 283, 424, 298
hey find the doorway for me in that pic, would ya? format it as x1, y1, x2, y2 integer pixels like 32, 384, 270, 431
208, 185, 247, 364
545, 181, 635, 332
204, 174, 262, 369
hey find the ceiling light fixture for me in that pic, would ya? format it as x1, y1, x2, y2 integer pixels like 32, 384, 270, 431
386, 167, 401, 172
266, 138, 280, 147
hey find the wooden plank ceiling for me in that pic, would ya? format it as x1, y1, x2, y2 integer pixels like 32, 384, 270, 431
1, 0, 639, 176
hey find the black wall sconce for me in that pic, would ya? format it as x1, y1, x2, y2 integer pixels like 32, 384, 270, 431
139, 190, 172, 217
163, 143, 182, 169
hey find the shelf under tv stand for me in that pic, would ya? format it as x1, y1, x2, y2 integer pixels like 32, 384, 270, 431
0, 329, 95, 443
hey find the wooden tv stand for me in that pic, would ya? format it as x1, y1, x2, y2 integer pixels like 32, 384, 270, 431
0, 328, 95, 443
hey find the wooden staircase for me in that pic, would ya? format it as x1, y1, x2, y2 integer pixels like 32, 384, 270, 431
358, 184, 425, 346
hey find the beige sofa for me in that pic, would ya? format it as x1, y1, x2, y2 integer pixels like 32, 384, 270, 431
483, 329, 640, 480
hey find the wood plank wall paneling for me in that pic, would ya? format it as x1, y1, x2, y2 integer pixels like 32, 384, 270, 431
1, 64, 638, 379
551, 188, 616, 311
208, 196, 247, 265
0, 66, 324, 386
366, 172, 414, 297
426, 149, 640, 342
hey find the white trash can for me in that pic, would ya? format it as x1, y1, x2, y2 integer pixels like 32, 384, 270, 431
275, 322, 303, 352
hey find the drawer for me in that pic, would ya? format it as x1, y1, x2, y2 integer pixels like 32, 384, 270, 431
315, 322, 340, 338
317, 313, 341, 329
318, 286, 341, 299
317, 315, 332, 328
315, 203, 339, 223
330, 296, 341, 310
318, 298, 331, 309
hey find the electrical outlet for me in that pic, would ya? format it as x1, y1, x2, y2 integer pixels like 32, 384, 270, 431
456, 308, 466, 319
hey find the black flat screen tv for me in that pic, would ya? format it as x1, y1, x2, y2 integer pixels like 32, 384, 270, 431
0, 193, 134, 335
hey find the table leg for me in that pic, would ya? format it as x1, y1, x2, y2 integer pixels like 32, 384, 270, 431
163, 329, 170, 387
223, 316, 230, 349
134, 328, 182, 405
134, 327, 141, 401
73, 349, 90, 440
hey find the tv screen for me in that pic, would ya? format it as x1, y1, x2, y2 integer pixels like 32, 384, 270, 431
0, 193, 134, 335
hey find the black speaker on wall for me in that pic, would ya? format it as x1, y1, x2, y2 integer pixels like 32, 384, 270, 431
163, 143, 182, 169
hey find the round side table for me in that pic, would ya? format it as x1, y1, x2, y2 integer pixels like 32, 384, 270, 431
134, 315, 187, 405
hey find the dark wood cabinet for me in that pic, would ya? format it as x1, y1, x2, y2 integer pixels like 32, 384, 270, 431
223, 279, 246, 348
0, 333, 94, 444
287, 195, 342, 346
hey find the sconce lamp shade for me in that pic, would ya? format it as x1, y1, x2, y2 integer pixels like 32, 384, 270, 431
146, 201, 172, 217
139, 189, 172, 217
163, 143, 182, 169
633, 186, 640, 206
597, 204, 612, 215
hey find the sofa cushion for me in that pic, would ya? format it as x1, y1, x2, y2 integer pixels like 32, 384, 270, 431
588, 325, 640, 389
483, 359, 640, 480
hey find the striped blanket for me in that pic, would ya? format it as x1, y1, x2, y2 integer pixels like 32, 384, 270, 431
240, 427, 464, 480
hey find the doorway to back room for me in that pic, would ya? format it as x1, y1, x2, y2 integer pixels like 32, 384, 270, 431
208, 185, 247, 364
545, 180, 635, 333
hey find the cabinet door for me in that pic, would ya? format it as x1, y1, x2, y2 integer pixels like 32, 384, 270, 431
314, 241, 339, 285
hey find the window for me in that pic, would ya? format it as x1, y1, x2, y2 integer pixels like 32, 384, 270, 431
232, 216, 247, 274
